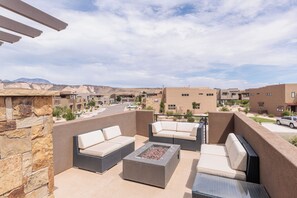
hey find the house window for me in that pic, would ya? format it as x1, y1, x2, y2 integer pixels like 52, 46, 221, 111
168, 104, 176, 110
207, 93, 214, 96
291, 92, 295, 98
222, 92, 228, 96
266, 93, 272, 96
182, 93, 189, 96
198, 93, 203, 95
192, 102, 200, 109
277, 106, 284, 112
258, 102, 264, 107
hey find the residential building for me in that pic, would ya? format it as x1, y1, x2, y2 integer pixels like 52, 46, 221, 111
163, 87, 217, 114
217, 88, 240, 104
238, 90, 249, 100
110, 94, 135, 103
142, 92, 163, 112
248, 84, 297, 116
54, 91, 86, 111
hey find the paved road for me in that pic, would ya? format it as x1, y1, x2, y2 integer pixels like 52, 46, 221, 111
261, 123, 297, 134
96, 104, 128, 118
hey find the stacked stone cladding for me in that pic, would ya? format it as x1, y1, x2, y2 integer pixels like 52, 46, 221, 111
0, 92, 54, 198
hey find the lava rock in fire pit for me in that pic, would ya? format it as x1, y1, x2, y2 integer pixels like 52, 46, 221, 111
138, 145, 169, 160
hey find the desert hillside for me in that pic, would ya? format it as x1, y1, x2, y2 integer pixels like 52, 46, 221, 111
0, 81, 162, 96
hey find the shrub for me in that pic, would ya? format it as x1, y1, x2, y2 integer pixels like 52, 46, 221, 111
184, 110, 193, 119
64, 111, 76, 121
187, 117, 195, 122
220, 106, 229, 112
145, 106, 154, 110
282, 110, 292, 116
244, 107, 250, 114
268, 114, 274, 118
289, 136, 297, 147
52, 107, 63, 118
166, 111, 174, 116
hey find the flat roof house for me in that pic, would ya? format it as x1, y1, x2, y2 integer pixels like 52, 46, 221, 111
163, 87, 217, 114
248, 84, 297, 116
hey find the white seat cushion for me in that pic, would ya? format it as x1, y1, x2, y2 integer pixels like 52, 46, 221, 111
108, 136, 135, 147
161, 121, 177, 131
173, 131, 196, 140
152, 122, 162, 134
80, 142, 122, 157
176, 122, 197, 133
153, 130, 175, 138
78, 130, 105, 149
227, 140, 247, 171
102, 125, 122, 140
196, 154, 246, 181
201, 144, 228, 156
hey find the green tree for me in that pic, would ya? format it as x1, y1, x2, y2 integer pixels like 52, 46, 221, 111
160, 100, 165, 113
116, 96, 121, 102
88, 100, 96, 107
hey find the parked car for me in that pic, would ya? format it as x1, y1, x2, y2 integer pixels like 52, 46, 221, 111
276, 116, 297, 129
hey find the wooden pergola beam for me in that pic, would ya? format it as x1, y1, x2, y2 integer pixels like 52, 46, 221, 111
0, 15, 42, 38
0, 30, 21, 43
0, 0, 68, 31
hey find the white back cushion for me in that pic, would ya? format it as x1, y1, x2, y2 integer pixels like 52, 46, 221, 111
225, 133, 237, 150
227, 140, 247, 171
152, 122, 162, 134
191, 124, 200, 136
102, 125, 122, 140
78, 130, 105, 149
177, 122, 197, 132
161, 121, 177, 131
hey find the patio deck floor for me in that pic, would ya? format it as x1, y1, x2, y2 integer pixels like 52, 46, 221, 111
54, 135, 200, 198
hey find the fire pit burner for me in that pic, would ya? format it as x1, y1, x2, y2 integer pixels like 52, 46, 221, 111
137, 145, 170, 160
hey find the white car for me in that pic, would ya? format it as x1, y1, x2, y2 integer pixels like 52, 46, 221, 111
276, 116, 297, 129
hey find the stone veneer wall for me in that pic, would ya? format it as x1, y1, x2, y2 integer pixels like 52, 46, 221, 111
0, 90, 55, 198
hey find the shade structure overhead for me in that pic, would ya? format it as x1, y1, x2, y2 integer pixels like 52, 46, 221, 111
0, 0, 68, 45
0, 30, 21, 43
0, 15, 42, 38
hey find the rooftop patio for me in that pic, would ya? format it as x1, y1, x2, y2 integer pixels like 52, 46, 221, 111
52, 110, 297, 198
54, 135, 198, 198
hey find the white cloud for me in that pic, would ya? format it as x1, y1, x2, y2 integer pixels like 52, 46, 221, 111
1, 0, 297, 89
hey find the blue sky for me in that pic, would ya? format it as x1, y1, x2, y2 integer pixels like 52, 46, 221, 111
1, 0, 297, 88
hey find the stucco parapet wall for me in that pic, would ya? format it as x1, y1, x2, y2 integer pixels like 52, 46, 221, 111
0, 89, 59, 96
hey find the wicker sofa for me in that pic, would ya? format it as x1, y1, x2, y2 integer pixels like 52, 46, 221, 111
196, 133, 259, 183
148, 121, 205, 151
73, 125, 135, 173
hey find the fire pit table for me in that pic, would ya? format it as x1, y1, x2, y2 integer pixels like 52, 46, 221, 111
123, 142, 180, 188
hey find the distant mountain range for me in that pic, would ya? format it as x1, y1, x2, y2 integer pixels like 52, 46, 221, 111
13, 78, 52, 84
0, 78, 162, 96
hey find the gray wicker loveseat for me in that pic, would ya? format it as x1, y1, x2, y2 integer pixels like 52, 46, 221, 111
148, 121, 205, 151
73, 125, 135, 173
